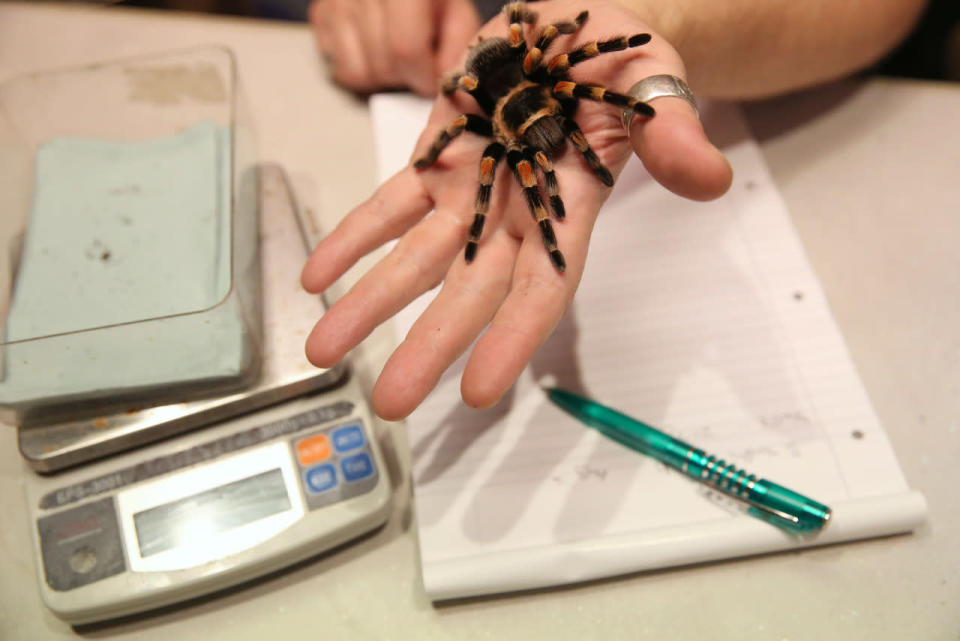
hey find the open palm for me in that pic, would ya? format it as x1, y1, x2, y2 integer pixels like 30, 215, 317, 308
302, 0, 731, 420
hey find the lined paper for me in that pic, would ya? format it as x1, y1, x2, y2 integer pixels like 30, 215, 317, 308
369, 94, 926, 600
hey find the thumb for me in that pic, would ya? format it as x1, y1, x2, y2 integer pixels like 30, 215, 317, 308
629, 93, 733, 201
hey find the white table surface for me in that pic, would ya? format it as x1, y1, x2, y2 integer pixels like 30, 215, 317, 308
1, 3, 958, 639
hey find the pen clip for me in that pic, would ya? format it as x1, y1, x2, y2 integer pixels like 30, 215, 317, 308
744, 498, 802, 528
712, 486, 802, 531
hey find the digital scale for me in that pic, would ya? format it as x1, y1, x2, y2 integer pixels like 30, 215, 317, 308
12, 164, 392, 625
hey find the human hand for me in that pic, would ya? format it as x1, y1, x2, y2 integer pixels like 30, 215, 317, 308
302, 0, 733, 420
308, 0, 481, 96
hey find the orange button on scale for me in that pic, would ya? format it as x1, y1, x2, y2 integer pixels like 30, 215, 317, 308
295, 434, 331, 465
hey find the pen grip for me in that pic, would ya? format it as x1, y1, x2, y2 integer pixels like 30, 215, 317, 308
680, 448, 757, 491
681, 449, 830, 532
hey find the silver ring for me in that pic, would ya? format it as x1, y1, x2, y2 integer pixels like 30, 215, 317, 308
622, 74, 699, 132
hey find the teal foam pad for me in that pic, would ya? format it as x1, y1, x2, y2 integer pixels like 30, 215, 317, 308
1, 122, 259, 419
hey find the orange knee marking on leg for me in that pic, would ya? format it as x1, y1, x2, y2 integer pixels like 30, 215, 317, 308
479, 157, 496, 183
543, 25, 558, 39
533, 203, 549, 221
570, 131, 587, 149
448, 115, 468, 134
458, 75, 478, 91
553, 80, 575, 97
534, 151, 552, 171
517, 161, 536, 187
523, 49, 542, 74
584, 42, 599, 56
509, 24, 523, 46
548, 55, 569, 74
590, 86, 606, 101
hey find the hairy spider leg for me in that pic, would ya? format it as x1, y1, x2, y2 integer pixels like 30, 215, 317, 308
504, 1, 538, 26
507, 148, 566, 272
465, 142, 506, 263
553, 80, 656, 118
535, 10, 588, 51
504, 1, 536, 61
546, 33, 652, 75
441, 72, 462, 95
531, 149, 565, 219
413, 114, 493, 169
522, 10, 589, 75
450, 73, 497, 115
561, 117, 614, 187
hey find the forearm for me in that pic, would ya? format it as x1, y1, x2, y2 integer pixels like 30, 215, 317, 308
612, 0, 928, 98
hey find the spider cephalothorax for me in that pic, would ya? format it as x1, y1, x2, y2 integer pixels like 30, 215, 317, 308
413, 1, 655, 272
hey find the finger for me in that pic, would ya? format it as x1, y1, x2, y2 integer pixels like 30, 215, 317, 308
458, 210, 595, 409
558, 18, 733, 202
304, 205, 469, 368
628, 93, 733, 202
301, 167, 432, 294
371, 228, 516, 420
328, 7, 376, 91
349, 0, 393, 86
308, 0, 332, 53
385, 0, 438, 96
434, 0, 482, 78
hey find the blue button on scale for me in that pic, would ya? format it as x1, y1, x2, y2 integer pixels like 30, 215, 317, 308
332, 424, 366, 453
340, 453, 374, 482
305, 464, 338, 493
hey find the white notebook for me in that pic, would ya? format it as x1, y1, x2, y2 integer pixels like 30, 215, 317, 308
369, 94, 927, 600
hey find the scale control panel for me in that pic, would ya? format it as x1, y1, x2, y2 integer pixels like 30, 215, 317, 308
26, 390, 392, 624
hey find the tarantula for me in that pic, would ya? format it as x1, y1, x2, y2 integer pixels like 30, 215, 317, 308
413, 0, 655, 272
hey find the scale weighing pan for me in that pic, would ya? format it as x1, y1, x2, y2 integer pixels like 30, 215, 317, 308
1, 46, 268, 430
18, 164, 345, 472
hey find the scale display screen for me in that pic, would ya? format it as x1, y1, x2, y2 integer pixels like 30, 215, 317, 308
133, 469, 291, 557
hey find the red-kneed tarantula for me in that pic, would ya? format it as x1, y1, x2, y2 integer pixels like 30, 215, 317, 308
413, 0, 655, 272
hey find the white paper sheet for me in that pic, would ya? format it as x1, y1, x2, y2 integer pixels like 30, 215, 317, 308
369, 94, 927, 600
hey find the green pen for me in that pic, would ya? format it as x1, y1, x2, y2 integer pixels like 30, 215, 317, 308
545, 387, 832, 534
